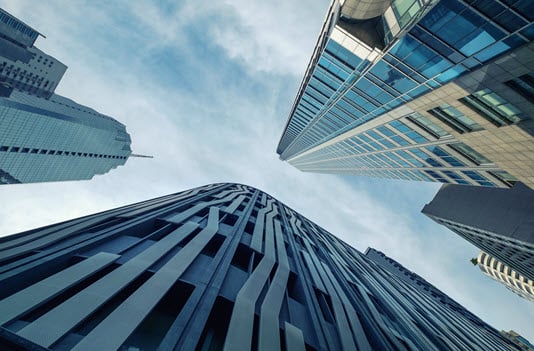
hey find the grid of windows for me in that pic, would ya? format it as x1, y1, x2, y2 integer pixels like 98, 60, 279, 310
279, 0, 533, 160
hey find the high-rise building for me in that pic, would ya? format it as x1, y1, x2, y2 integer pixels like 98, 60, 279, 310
0, 9, 131, 184
500, 330, 534, 351
364, 247, 487, 322
477, 251, 534, 302
0, 9, 66, 99
277, 0, 534, 189
0, 183, 523, 350
422, 182, 534, 282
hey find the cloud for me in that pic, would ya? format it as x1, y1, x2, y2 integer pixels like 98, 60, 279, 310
0, 0, 533, 342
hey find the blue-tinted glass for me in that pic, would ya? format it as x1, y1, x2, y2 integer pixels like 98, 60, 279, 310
391, 135, 410, 146
377, 126, 396, 137
426, 158, 442, 167
521, 23, 534, 40
442, 156, 464, 167
367, 130, 382, 141
389, 120, 411, 133
405, 131, 427, 143
405, 44, 438, 70
462, 170, 485, 181
495, 10, 527, 32
319, 57, 350, 81
474, 41, 511, 62
442, 170, 470, 184
459, 24, 503, 56
512, 0, 534, 21
407, 85, 430, 99
389, 35, 420, 60
436, 66, 466, 83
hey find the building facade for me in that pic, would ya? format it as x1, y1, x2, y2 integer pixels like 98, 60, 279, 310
364, 247, 488, 323
0, 9, 66, 99
277, 0, 534, 189
477, 251, 534, 302
0, 183, 522, 350
422, 182, 534, 283
501, 330, 534, 351
0, 9, 131, 184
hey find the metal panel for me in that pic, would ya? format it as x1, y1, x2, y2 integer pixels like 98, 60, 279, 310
166, 190, 246, 224
223, 206, 278, 351
284, 322, 306, 351
0, 252, 119, 326
224, 195, 246, 214
16, 221, 199, 348
250, 199, 273, 252
71, 207, 220, 351
258, 220, 290, 351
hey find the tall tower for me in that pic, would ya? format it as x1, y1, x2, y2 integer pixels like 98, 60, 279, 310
0, 183, 523, 350
277, 0, 534, 189
0, 9, 132, 184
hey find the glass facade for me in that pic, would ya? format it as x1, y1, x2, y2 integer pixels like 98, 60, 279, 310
0, 10, 130, 184
278, 0, 534, 188
0, 92, 131, 184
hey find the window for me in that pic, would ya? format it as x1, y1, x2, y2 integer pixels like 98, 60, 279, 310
428, 104, 483, 133
461, 89, 525, 126
489, 170, 518, 187
449, 143, 491, 165
406, 112, 450, 138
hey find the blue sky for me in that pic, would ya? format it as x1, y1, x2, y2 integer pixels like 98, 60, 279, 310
0, 0, 532, 341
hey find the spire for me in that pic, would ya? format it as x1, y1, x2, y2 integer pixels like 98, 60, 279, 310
130, 154, 154, 158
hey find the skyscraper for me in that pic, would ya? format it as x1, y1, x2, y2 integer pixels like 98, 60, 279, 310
0, 9, 132, 184
422, 182, 534, 282
477, 251, 534, 302
277, 0, 534, 189
0, 183, 523, 350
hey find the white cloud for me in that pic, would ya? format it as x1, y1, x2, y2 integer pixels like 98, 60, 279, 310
0, 0, 533, 342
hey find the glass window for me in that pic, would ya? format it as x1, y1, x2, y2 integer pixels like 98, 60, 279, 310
428, 104, 483, 133
462, 170, 494, 186
442, 170, 470, 185
461, 89, 525, 126
489, 170, 518, 186
406, 112, 450, 138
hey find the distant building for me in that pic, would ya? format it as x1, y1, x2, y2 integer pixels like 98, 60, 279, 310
500, 330, 534, 351
0, 9, 131, 184
422, 182, 534, 283
364, 247, 485, 324
0, 9, 66, 98
277, 0, 534, 189
0, 183, 522, 350
477, 251, 534, 302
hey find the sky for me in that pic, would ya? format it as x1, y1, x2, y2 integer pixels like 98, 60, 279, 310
0, 0, 532, 342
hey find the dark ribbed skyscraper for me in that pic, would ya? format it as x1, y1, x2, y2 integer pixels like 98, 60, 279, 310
0, 183, 524, 350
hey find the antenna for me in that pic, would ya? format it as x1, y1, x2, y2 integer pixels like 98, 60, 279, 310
130, 154, 154, 159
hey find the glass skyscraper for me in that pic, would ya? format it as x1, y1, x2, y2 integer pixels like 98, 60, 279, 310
277, 0, 534, 189
0, 9, 131, 184
0, 183, 525, 350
